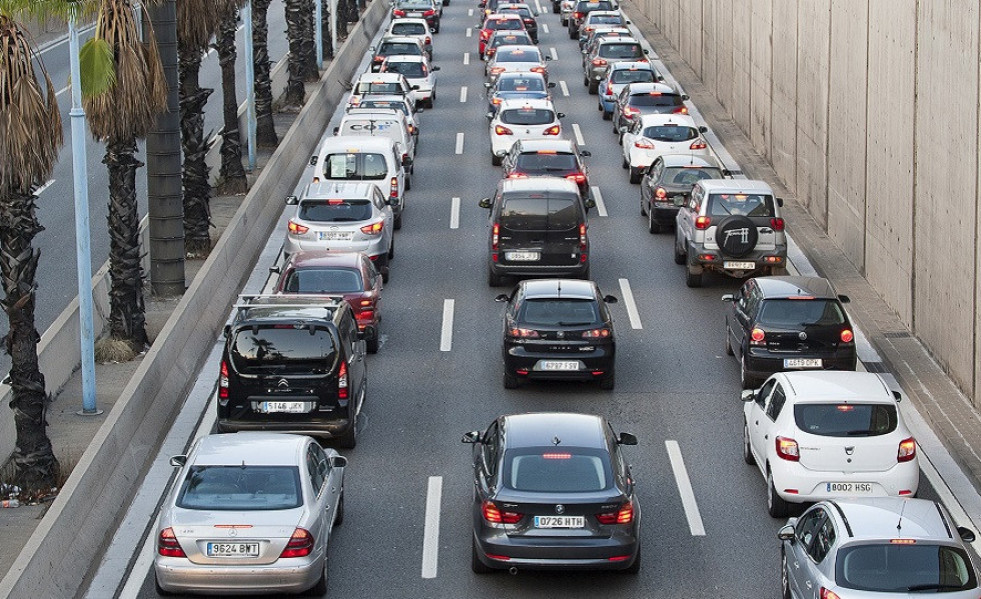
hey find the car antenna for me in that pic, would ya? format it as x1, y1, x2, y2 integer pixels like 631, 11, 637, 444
896, 500, 908, 536
552, 436, 561, 446
557, 279, 562, 297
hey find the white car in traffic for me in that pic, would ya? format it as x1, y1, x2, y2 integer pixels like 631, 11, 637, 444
619, 113, 709, 183
380, 55, 440, 108
487, 98, 564, 165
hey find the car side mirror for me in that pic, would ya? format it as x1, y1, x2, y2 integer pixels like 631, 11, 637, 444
330, 455, 348, 469
486, 111, 495, 119
432, 66, 441, 71
892, 390, 903, 402
494, 294, 509, 302
430, 27, 437, 33
698, 126, 708, 133
545, 56, 553, 61
584, 198, 596, 209
547, 82, 556, 88
777, 525, 795, 542
776, 197, 785, 207
388, 197, 401, 206
369, 45, 376, 51
362, 325, 378, 341
581, 48, 587, 54
332, 126, 339, 135
309, 155, 318, 166
837, 294, 850, 303
169, 455, 187, 468
286, 195, 299, 205
462, 430, 481, 444
618, 125, 627, 133
958, 526, 976, 543
223, 324, 231, 338
580, 150, 591, 156
721, 294, 735, 302
617, 432, 638, 445
741, 389, 756, 403
269, 265, 281, 274
722, 169, 732, 177
411, 84, 420, 90
557, 112, 565, 118
603, 294, 618, 303
478, 197, 492, 209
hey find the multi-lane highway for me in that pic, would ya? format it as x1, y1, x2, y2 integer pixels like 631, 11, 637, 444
90, 1, 959, 597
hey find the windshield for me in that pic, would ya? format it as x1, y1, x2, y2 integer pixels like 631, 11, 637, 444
707, 193, 775, 217
497, 76, 545, 91
836, 544, 977, 592
385, 61, 425, 77
599, 43, 643, 58
177, 466, 302, 511
611, 69, 655, 84
662, 166, 722, 185
519, 298, 600, 326
500, 108, 554, 125
501, 7, 533, 18
360, 100, 409, 115
504, 448, 612, 492
231, 326, 337, 373
356, 81, 403, 95
282, 268, 363, 293
391, 22, 427, 35
491, 33, 531, 47
299, 199, 373, 222
794, 403, 898, 437
496, 49, 539, 62
515, 152, 577, 173
628, 92, 683, 107
641, 125, 698, 141
322, 153, 389, 180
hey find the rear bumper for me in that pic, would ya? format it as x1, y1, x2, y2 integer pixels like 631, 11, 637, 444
686, 242, 789, 277
743, 348, 857, 380
650, 203, 680, 223
154, 555, 321, 595
474, 530, 639, 571
504, 344, 615, 380
490, 258, 589, 279
599, 96, 616, 112
770, 460, 920, 503
284, 236, 389, 258
217, 416, 353, 439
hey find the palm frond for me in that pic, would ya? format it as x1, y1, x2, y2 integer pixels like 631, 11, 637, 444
79, 37, 115, 98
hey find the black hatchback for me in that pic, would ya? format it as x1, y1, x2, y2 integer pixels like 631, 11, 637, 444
495, 278, 617, 389
722, 276, 858, 388
464, 412, 640, 573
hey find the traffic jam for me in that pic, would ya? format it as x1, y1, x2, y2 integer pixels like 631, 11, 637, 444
148, 0, 981, 596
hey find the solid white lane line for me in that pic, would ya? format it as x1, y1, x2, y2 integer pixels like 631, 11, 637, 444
450, 197, 461, 229
460, 86, 468, 102
55, 84, 70, 97
590, 186, 607, 217
440, 300, 455, 351
455, 132, 465, 155
665, 440, 706, 536
618, 278, 643, 330
559, 80, 569, 97
466, 27, 472, 38
36, 179, 55, 194
421, 476, 443, 578
542, 23, 550, 34
463, 52, 470, 65
468, 7, 474, 16
572, 123, 585, 146
549, 46, 558, 61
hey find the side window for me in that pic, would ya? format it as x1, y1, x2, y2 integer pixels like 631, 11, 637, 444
745, 285, 763, 318
688, 186, 701, 211
347, 314, 359, 353
808, 517, 836, 563
736, 283, 751, 313
766, 384, 787, 420
306, 444, 326, 492
364, 257, 379, 287
795, 508, 826, 549
756, 378, 776, 408
482, 421, 500, 478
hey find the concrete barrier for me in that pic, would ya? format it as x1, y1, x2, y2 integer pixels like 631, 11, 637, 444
0, 2, 388, 594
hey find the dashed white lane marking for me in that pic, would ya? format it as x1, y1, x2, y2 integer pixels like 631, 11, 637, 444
455, 132, 465, 154
463, 51, 470, 65
549, 46, 558, 61
535, 0, 544, 13
665, 440, 706, 536
450, 197, 461, 229
440, 299, 455, 351
468, 7, 474, 16
542, 23, 549, 34
559, 80, 569, 96
618, 278, 643, 330
466, 27, 472, 38
590, 186, 607, 217
572, 123, 585, 146
421, 476, 443, 578
36, 179, 55, 194
460, 86, 468, 102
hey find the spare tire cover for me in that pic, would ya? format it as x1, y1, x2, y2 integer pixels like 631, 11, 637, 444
716, 215, 758, 257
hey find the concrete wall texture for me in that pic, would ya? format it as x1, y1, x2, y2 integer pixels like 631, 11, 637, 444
640, 0, 981, 407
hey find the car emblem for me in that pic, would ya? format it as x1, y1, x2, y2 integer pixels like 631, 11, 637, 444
556, 331, 565, 339
798, 331, 808, 341
278, 378, 290, 388
228, 528, 237, 537
844, 446, 855, 456
555, 504, 565, 514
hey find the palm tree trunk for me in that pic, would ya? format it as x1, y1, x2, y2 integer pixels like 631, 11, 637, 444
321, 2, 334, 60
0, 189, 59, 492
179, 50, 215, 256
104, 139, 149, 350
299, 0, 318, 81
284, 0, 306, 106
252, 0, 278, 146
216, 7, 248, 195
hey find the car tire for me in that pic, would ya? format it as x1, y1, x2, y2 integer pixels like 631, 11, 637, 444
602, 110, 611, 121
366, 335, 379, 354
394, 213, 403, 230
628, 167, 641, 184
406, 175, 412, 191
488, 269, 505, 287
640, 197, 648, 216
648, 206, 661, 233
597, 102, 603, 111
624, 545, 641, 574
568, 27, 576, 39
740, 353, 758, 389
673, 239, 686, 265
743, 420, 755, 465
780, 548, 792, 599
503, 370, 520, 389
308, 559, 328, 596
724, 322, 734, 355
388, 237, 395, 259
335, 491, 345, 526
561, 17, 567, 25
599, 371, 615, 390
553, 3, 560, 13
381, 265, 390, 284
336, 409, 358, 449
472, 539, 495, 573
685, 264, 702, 288
491, 153, 502, 166
580, 265, 591, 280
588, 80, 599, 94
155, 574, 174, 597
583, 75, 589, 87
767, 468, 790, 518
621, 155, 628, 169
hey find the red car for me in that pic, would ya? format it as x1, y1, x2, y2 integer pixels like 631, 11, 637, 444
477, 14, 526, 58
274, 251, 384, 353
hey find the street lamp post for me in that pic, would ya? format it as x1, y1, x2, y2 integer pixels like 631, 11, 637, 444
315, 0, 324, 68
243, 1, 257, 172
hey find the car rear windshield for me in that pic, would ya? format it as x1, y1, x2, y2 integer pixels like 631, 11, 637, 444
706, 193, 775, 217
397, 0, 431, 8
501, 7, 533, 18
500, 197, 578, 230
589, 15, 623, 24
323, 153, 388, 180
299, 199, 373, 222
231, 326, 338, 373
177, 466, 302, 511
488, 18, 524, 30
498, 76, 545, 91
519, 298, 600, 326
576, 1, 614, 11
757, 299, 846, 327
491, 34, 531, 47
641, 125, 698, 141
384, 61, 426, 77
835, 544, 977, 593
391, 22, 427, 35
611, 69, 655, 84
662, 166, 722, 185
515, 152, 577, 173
794, 403, 898, 437
380, 42, 421, 56
500, 108, 554, 125
357, 82, 403, 95
282, 268, 363, 293
599, 43, 643, 59
496, 49, 539, 62
504, 448, 612, 492
628, 92, 683, 107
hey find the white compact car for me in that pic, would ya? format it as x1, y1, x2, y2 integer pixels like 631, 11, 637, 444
384, 18, 434, 58
380, 55, 439, 108
487, 98, 564, 165
742, 371, 919, 518
619, 113, 708, 183
348, 72, 417, 111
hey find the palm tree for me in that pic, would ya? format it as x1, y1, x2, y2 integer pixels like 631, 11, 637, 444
299, 0, 317, 80
82, 0, 167, 354
251, 0, 277, 146
214, 1, 248, 195
0, 1, 74, 491
283, 0, 311, 106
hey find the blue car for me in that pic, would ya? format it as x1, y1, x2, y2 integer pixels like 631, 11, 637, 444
597, 61, 662, 120
485, 72, 555, 115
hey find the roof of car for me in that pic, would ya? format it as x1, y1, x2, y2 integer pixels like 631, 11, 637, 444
832, 498, 956, 542
586, 10, 621, 17
388, 17, 430, 26
626, 82, 677, 95
495, 44, 540, 55
284, 250, 366, 270
697, 178, 774, 194
514, 138, 578, 153
610, 60, 656, 71
355, 72, 407, 83
597, 36, 640, 45
519, 278, 597, 300
341, 108, 404, 120
383, 54, 428, 63
636, 113, 697, 127
753, 275, 838, 299
318, 135, 398, 153
778, 371, 894, 403
233, 295, 346, 324
502, 412, 608, 450
484, 12, 524, 21
192, 433, 311, 466
500, 176, 580, 194
658, 154, 722, 168
301, 181, 381, 200
380, 36, 424, 45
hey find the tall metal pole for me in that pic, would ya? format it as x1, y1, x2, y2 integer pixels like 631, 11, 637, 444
243, 1, 257, 172
315, 0, 324, 68
67, 10, 100, 416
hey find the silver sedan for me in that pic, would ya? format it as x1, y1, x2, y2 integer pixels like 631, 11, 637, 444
154, 432, 347, 596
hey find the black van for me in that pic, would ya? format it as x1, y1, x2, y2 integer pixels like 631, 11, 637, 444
216, 295, 369, 448
479, 177, 594, 286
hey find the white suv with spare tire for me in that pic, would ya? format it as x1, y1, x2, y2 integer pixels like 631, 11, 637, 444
674, 179, 788, 287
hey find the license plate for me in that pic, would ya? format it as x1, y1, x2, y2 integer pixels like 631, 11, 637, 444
261, 401, 308, 413
723, 261, 756, 270
534, 515, 585, 528
408, 11, 423, 16
538, 360, 580, 371
826, 482, 874, 494
784, 358, 822, 368
318, 231, 353, 241
505, 251, 540, 261
206, 542, 260, 557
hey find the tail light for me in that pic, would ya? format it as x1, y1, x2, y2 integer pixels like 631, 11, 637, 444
361, 221, 384, 235
373, 56, 384, 63
402, 152, 409, 164
492, 97, 502, 105
591, 58, 607, 66
596, 501, 634, 524
623, 106, 640, 118
898, 437, 916, 462
674, 106, 689, 114
480, 29, 491, 40
494, 125, 513, 135
573, 11, 583, 18
508, 173, 528, 179
750, 327, 765, 345
425, 36, 432, 45
218, 360, 230, 401
280, 528, 315, 558
508, 327, 540, 338
490, 66, 506, 74
770, 217, 785, 231
530, 66, 546, 74
633, 139, 654, 149
288, 220, 309, 235
579, 223, 587, 255
694, 215, 711, 229
158, 528, 186, 558
654, 187, 667, 200
543, 124, 560, 135
393, 8, 406, 16
338, 360, 348, 400
840, 329, 854, 343
689, 139, 706, 150
819, 589, 841, 599
423, 8, 435, 15
389, 176, 398, 198
775, 436, 800, 461
604, 83, 614, 96
482, 500, 522, 524
492, 223, 500, 249
565, 173, 586, 184
582, 328, 610, 338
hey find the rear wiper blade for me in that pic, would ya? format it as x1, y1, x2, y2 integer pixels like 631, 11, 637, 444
906, 584, 960, 592
845, 430, 872, 436
556, 321, 594, 326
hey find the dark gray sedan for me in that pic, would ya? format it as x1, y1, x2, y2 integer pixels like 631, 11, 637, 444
464, 412, 641, 573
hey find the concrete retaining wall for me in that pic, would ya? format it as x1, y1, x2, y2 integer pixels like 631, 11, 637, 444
0, 1, 387, 594
637, 0, 981, 409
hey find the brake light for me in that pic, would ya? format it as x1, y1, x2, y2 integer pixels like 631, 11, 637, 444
508, 173, 528, 179
361, 221, 384, 235
218, 360, 229, 400
280, 528, 315, 558
425, 36, 432, 45
492, 223, 500, 249
819, 589, 841, 599
157, 528, 186, 558
634, 139, 654, 149
623, 106, 640, 118
654, 187, 667, 199
605, 83, 614, 95
338, 360, 348, 400
530, 66, 546, 74
288, 220, 309, 235
898, 437, 916, 462
390, 176, 398, 198
750, 327, 765, 345
694, 215, 711, 229
582, 328, 610, 338
490, 66, 506, 74
573, 11, 583, 18
373, 56, 384, 62
890, 538, 917, 545
596, 501, 634, 524
393, 9, 406, 16
840, 329, 854, 343
508, 327, 540, 338
480, 29, 491, 40
689, 139, 706, 150
492, 97, 502, 105
591, 58, 607, 66
482, 501, 523, 524
770, 217, 785, 231
674, 106, 689, 114
775, 436, 800, 461
565, 173, 586, 184
494, 125, 513, 135
423, 8, 435, 15
579, 223, 587, 250
543, 124, 560, 135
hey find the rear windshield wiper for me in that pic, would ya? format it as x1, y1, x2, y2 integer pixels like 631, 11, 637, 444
906, 584, 962, 592
845, 430, 873, 437
556, 321, 594, 326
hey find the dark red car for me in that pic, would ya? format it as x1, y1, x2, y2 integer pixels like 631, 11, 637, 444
274, 251, 384, 353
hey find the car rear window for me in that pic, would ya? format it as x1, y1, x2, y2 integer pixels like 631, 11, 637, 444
707, 193, 775, 217
322, 153, 388, 180
501, 7, 533, 18
498, 76, 545, 91
794, 403, 898, 437
519, 298, 600, 326
360, 100, 410, 115
598, 43, 643, 58
641, 125, 698, 141
299, 199, 373, 222
231, 325, 338, 374
397, 0, 431, 8
177, 466, 302, 511
836, 544, 977, 593
356, 81, 403, 95
611, 69, 655, 84
628, 92, 683, 107
662, 166, 722, 185
282, 268, 363, 293
575, 1, 614, 11
380, 42, 421, 56
488, 18, 524, 30
757, 299, 846, 327
504, 448, 612, 492
496, 48, 539, 62
515, 152, 577, 172
384, 60, 425, 77
500, 108, 554, 125
391, 22, 427, 35
491, 34, 531, 47
589, 14, 623, 24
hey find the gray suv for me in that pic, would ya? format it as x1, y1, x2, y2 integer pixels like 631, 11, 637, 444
582, 37, 647, 94
674, 179, 787, 287
778, 498, 979, 598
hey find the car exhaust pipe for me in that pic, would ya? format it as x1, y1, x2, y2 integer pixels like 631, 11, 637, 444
508, 566, 518, 576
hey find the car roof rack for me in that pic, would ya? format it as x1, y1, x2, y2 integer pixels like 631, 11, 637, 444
234, 294, 346, 312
